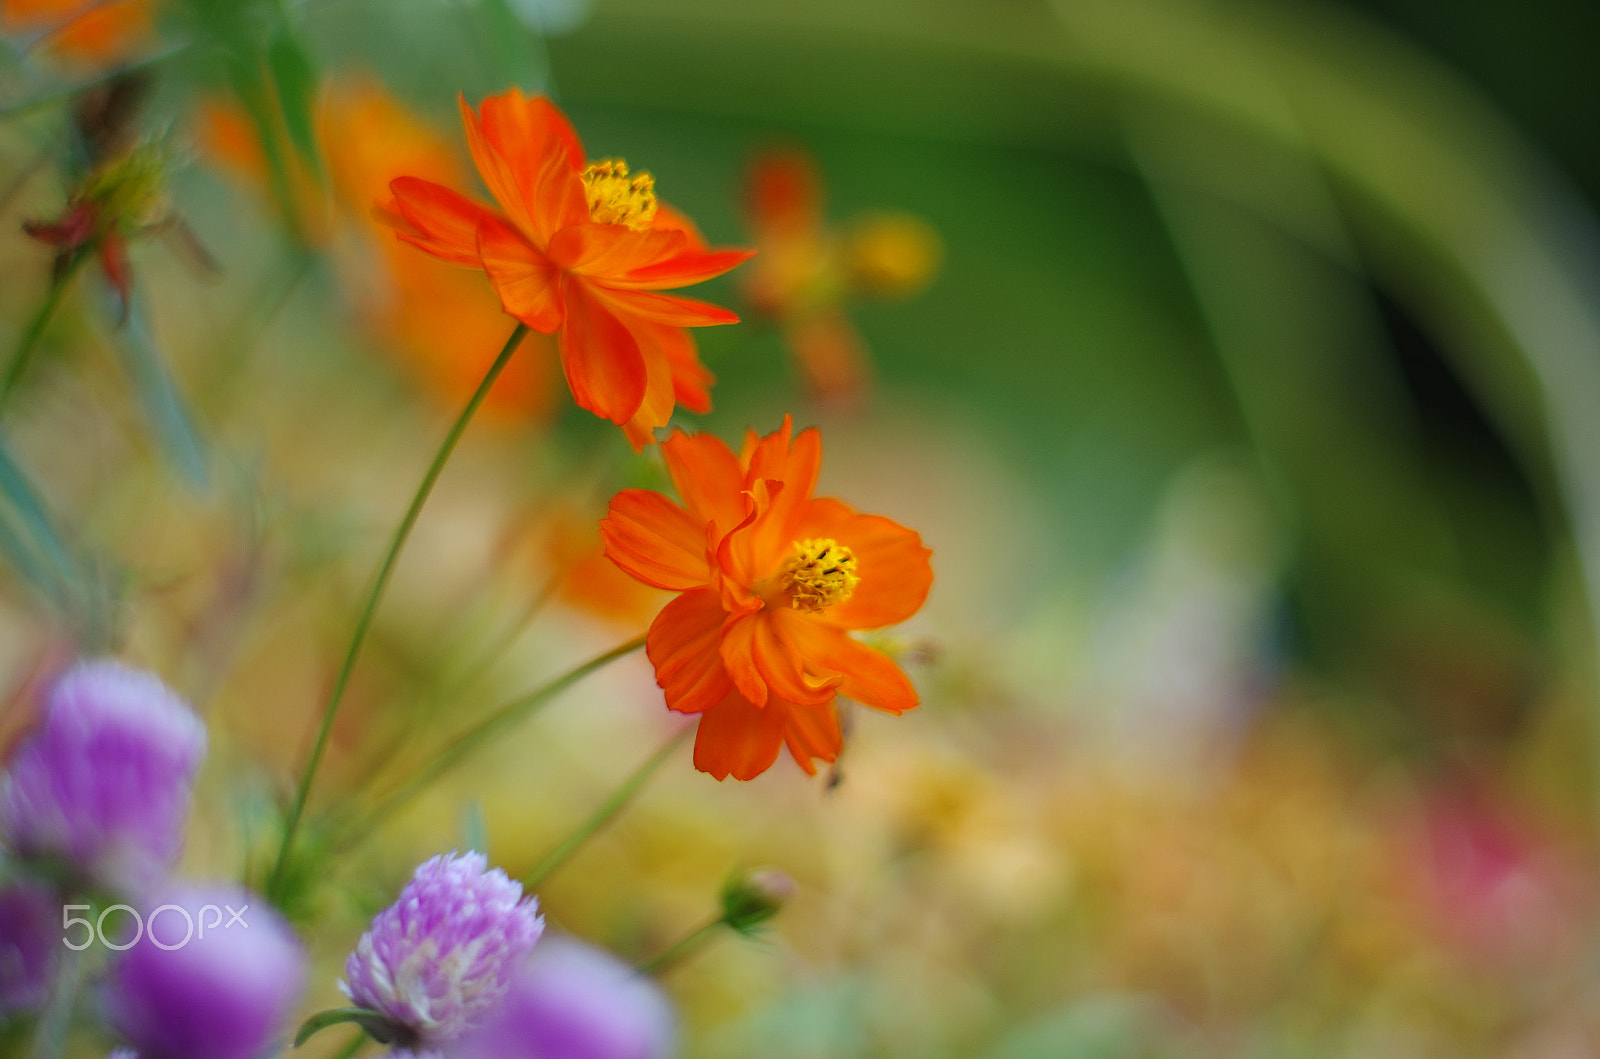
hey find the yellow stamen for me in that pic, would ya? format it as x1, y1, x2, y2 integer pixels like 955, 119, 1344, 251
782, 538, 859, 613
581, 158, 658, 230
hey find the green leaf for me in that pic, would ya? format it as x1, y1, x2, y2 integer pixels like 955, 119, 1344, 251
293, 1008, 402, 1048
460, 799, 489, 859
0, 439, 89, 616
266, 27, 323, 182
111, 289, 210, 491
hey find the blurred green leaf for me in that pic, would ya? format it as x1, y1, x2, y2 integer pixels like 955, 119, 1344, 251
460, 799, 489, 857
0, 439, 87, 615
267, 26, 324, 181
112, 290, 211, 491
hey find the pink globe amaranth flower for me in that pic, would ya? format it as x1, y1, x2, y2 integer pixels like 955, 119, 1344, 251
101, 884, 307, 1059
0, 879, 57, 1016
447, 935, 676, 1059
342, 851, 545, 1049
0, 660, 206, 895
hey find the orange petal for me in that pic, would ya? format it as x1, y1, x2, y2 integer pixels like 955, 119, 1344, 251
601, 489, 709, 591
714, 479, 781, 599
548, 224, 688, 277
618, 321, 687, 451
752, 611, 839, 706
559, 278, 648, 424
774, 612, 919, 714
651, 202, 709, 245
389, 176, 499, 265
478, 90, 587, 242
591, 287, 740, 328
646, 588, 734, 714
661, 326, 715, 415
661, 430, 746, 540
746, 420, 821, 570
718, 609, 769, 707
477, 216, 562, 332
794, 500, 933, 630
458, 93, 541, 240
611, 247, 757, 290
784, 698, 842, 776
693, 689, 786, 781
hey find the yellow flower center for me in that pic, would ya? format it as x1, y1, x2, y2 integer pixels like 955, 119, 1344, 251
781, 538, 859, 613
582, 159, 658, 230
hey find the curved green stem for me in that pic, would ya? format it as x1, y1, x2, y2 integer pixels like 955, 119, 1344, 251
338, 634, 648, 847
1, 252, 87, 413
268, 322, 528, 902
636, 914, 726, 976
522, 724, 690, 890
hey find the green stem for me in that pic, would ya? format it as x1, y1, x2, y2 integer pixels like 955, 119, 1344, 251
339, 634, 647, 846
522, 725, 691, 890
267, 322, 528, 902
636, 914, 727, 976
1, 252, 87, 413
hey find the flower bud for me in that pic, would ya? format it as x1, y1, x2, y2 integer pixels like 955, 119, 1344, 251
102, 884, 307, 1059
1, 660, 206, 896
0, 879, 57, 1017
341, 852, 544, 1049
450, 935, 676, 1059
719, 868, 796, 935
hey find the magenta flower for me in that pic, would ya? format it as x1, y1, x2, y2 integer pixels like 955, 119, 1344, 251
448, 935, 676, 1059
342, 852, 544, 1050
102, 884, 307, 1059
0, 660, 206, 895
0, 880, 57, 1016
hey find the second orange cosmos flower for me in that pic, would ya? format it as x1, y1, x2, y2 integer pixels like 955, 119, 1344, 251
379, 89, 753, 448
602, 417, 933, 780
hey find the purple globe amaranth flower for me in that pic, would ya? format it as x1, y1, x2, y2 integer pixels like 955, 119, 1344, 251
0, 660, 206, 894
102, 884, 307, 1059
0, 879, 58, 1016
342, 852, 544, 1049
447, 935, 676, 1059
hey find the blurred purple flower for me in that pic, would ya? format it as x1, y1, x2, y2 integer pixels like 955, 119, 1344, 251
102, 884, 306, 1059
0, 660, 206, 895
448, 935, 676, 1059
0, 879, 57, 1016
342, 851, 544, 1048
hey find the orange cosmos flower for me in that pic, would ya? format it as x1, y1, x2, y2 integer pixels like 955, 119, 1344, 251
600, 416, 933, 780
378, 89, 754, 449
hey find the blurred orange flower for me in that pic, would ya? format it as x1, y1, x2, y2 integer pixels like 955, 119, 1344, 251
601, 416, 932, 780
379, 89, 753, 448
196, 84, 555, 419
540, 504, 668, 630
1, 0, 152, 66
743, 148, 941, 405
